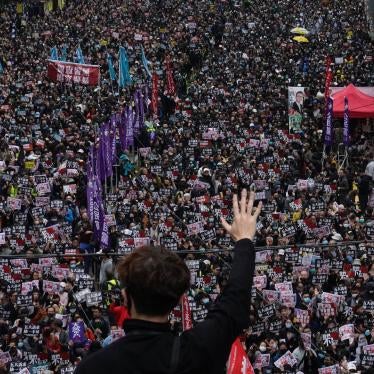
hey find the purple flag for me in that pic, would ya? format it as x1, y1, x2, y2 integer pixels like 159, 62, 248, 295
324, 97, 334, 146
144, 84, 149, 114
92, 176, 103, 241
98, 122, 113, 180
125, 106, 134, 148
96, 134, 106, 181
86, 178, 94, 223
110, 115, 117, 164
134, 90, 140, 135
119, 110, 127, 151
86, 147, 95, 223
100, 215, 109, 249
139, 89, 145, 130
93, 143, 102, 181
69, 321, 86, 343
343, 97, 349, 146
103, 121, 113, 178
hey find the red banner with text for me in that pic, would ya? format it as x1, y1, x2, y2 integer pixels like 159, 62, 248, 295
181, 294, 193, 331
151, 73, 159, 116
47, 60, 100, 86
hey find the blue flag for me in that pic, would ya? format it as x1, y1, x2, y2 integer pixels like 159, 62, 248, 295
76, 46, 85, 64
50, 46, 59, 61
0, 61, 3, 75
118, 46, 132, 88
60, 44, 68, 62
141, 46, 152, 78
107, 53, 116, 81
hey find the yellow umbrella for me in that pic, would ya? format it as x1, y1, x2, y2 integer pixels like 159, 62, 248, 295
293, 35, 309, 43
291, 27, 310, 35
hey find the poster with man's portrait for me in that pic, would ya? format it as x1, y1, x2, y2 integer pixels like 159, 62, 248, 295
288, 87, 305, 133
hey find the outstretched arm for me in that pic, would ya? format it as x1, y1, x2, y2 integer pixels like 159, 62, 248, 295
185, 190, 262, 366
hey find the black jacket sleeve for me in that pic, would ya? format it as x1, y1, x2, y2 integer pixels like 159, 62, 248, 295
183, 238, 255, 369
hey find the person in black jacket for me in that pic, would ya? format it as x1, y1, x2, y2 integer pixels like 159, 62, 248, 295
75, 189, 261, 374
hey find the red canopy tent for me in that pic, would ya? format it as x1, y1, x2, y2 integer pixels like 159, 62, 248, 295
332, 84, 374, 118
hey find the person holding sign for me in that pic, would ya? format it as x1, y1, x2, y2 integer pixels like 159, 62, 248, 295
76, 190, 262, 373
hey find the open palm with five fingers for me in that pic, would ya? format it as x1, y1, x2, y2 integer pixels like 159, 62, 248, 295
221, 189, 262, 242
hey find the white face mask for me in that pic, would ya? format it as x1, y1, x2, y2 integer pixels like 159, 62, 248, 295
259, 345, 267, 352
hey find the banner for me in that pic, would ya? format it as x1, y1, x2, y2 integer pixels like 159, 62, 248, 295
324, 97, 334, 146
181, 294, 193, 331
288, 87, 305, 133
324, 56, 333, 99
151, 73, 159, 116
227, 338, 255, 374
343, 97, 349, 146
165, 56, 176, 96
47, 60, 100, 86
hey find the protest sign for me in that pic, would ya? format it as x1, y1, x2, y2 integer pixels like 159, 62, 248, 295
23, 324, 40, 337
288, 87, 305, 133
253, 354, 270, 370
68, 321, 86, 343
85, 292, 103, 307
47, 60, 100, 86
301, 332, 312, 350
187, 221, 204, 236
318, 365, 340, 374
339, 324, 354, 343
274, 351, 298, 370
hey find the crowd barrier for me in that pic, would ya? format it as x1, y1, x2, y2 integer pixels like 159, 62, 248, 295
1, 239, 373, 259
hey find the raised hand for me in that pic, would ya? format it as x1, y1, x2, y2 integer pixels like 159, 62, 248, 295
221, 189, 262, 242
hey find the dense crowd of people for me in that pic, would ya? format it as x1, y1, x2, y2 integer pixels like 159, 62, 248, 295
0, 0, 373, 372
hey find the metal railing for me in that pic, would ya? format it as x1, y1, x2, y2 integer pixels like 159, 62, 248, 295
1, 239, 373, 259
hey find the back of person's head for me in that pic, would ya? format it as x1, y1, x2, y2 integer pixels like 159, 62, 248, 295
117, 246, 190, 317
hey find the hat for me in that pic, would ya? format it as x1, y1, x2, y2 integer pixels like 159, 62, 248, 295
278, 249, 285, 255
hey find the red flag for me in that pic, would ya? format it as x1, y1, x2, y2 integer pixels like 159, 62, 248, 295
324, 56, 333, 99
47, 60, 100, 86
227, 338, 255, 374
151, 73, 159, 116
181, 294, 193, 331
165, 56, 176, 96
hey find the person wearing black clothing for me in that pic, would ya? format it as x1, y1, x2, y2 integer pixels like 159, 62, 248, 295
358, 173, 372, 211
76, 190, 262, 374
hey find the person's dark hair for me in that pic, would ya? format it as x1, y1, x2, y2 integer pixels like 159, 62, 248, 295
117, 246, 190, 316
